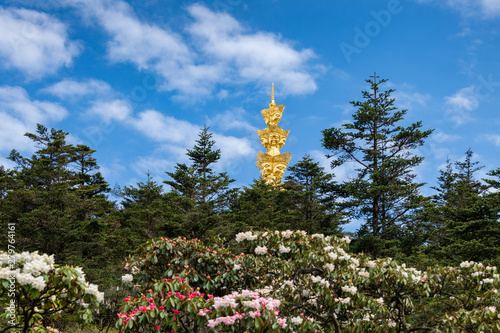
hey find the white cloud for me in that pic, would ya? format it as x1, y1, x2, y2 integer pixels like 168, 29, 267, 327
213, 134, 255, 160
0, 7, 80, 78
309, 149, 358, 183
132, 109, 200, 144
0, 86, 68, 152
432, 131, 461, 143
63, 0, 220, 98
414, 0, 500, 18
393, 90, 431, 111
209, 107, 258, 133
444, 86, 479, 125
88, 99, 133, 123
483, 134, 500, 146
63, 0, 318, 99
129, 110, 256, 173
131, 155, 176, 180
42, 79, 113, 99
187, 4, 317, 96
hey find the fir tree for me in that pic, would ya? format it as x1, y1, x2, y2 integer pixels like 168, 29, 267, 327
429, 149, 500, 265
0, 124, 118, 285
321, 75, 433, 244
164, 127, 237, 239
284, 154, 346, 235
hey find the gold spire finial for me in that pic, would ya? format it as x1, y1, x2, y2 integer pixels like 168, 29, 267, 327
256, 82, 291, 185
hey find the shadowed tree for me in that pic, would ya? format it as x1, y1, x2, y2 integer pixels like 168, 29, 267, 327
426, 149, 500, 265
284, 154, 347, 235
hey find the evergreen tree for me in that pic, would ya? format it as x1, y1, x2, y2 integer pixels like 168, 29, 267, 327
0, 124, 118, 285
120, 172, 175, 239
164, 127, 237, 239
428, 149, 500, 265
284, 154, 346, 235
229, 180, 297, 232
321, 75, 433, 250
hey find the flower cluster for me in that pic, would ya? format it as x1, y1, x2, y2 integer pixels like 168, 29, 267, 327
116, 231, 500, 333
1, 250, 102, 332
235, 231, 258, 242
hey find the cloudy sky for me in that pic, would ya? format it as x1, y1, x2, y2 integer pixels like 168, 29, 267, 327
1, 0, 500, 230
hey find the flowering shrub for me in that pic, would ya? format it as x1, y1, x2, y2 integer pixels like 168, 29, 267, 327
0, 251, 103, 333
119, 231, 500, 332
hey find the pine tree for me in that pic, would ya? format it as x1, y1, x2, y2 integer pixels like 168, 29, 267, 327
0, 124, 118, 285
321, 75, 433, 244
284, 154, 346, 235
429, 149, 500, 265
120, 172, 175, 239
164, 127, 237, 239
228, 180, 298, 233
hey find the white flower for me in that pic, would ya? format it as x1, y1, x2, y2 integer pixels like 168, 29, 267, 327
359, 271, 370, 278
341, 236, 351, 244
324, 263, 335, 271
291, 316, 303, 325
341, 285, 357, 295
328, 252, 338, 260
334, 297, 351, 304
233, 264, 241, 271
121, 274, 133, 283
485, 306, 497, 313
310, 275, 330, 287
279, 245, 291, 253
364, 260, 376, 268
301, 289, 311, 297
235, 231, 258, 242
281, 230, 294, 238
375, 297, 384, 304
460, 261, 473, 268
481, 278, 494, 284
255, 246, 268, 255
388, 320, 397, 328
411, 275, 421, 283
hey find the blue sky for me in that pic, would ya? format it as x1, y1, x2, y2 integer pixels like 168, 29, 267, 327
1, 0, 500, 230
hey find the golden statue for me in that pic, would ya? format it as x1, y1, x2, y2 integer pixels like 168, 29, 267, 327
256, 84, 291, 184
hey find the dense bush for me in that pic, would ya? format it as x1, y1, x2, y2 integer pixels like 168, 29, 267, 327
0, 251, 103, 333
117, 231, 500, 332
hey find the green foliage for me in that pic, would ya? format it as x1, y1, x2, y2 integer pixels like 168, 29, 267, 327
118, 231, 500, 332
119, 172, 174, 240
0, 125, 116, 279
228, 180, 298, 234
321, 75, 433, 254
0, 251, 103, 333
164, 127, 237, 240
285, 154, 347, 235
422, 149, 500, 266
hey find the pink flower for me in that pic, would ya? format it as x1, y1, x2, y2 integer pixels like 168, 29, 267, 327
156, 325, 160, 330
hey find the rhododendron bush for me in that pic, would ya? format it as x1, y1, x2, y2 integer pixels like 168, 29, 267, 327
118, 231, 500, 332
0, 251, 103, 333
